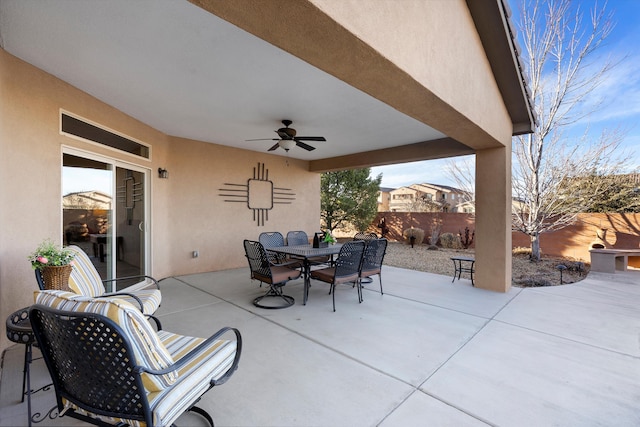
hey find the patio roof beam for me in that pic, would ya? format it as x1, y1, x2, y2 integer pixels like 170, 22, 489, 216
309, 137, 474, 173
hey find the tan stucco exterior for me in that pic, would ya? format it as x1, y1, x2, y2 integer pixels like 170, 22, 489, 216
0, 49, 320, 351
0, 0, 532, 352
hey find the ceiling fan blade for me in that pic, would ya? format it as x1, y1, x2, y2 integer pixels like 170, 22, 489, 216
275, 130, 290, 139
296, 141, 316, 151
246, 138, 278, 141
268, 142, 280, 151
295, 136, 326, 141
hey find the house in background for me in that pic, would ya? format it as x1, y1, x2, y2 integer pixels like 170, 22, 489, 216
0, 0, 534, 352
377, 187, 395, 212
388, 183, 467, 212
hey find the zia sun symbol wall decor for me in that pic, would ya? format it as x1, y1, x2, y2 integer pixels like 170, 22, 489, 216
219, 162, 296, 226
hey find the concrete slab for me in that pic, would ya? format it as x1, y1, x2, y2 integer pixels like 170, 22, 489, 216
495, 287, 640, 356
3, 267, 639, 426
423, 321, 640, 426
379, 390, 490, 426
375, 266, 522, 318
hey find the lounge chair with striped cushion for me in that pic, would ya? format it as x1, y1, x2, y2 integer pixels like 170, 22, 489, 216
31, 290, 242, 427
35, 245, 161, 315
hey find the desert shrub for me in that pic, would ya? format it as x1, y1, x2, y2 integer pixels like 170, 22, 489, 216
402, 227, 425, 245
440, 232, 462, 249
459, 227, 474, 249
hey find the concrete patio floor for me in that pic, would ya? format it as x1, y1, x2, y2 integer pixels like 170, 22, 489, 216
1, 266, 639, 426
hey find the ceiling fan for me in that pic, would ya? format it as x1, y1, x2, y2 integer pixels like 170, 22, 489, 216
246, 120, 326, 152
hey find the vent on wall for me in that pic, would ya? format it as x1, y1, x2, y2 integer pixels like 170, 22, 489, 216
61, 112, 150, 159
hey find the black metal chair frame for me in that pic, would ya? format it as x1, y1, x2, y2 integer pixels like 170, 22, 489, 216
258, 231, 289, 264
287, 230, 330, 267
244, 240, 300, 309
29, 304, 241, 427
310, 240, 365, 311
353, 232, 378, 242
359, 238, 388, 296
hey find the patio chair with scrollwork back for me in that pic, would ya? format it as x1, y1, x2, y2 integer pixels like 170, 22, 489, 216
359, 238, 388, 296
29, 290, 242, 427
310, 240, 365, 312
244, 240, 301, 309
35, 245, 161, 315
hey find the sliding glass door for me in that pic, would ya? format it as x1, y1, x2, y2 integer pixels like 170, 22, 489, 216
62, 150, 148, 290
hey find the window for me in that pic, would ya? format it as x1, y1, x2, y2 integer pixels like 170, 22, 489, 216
61, 112, 150, 159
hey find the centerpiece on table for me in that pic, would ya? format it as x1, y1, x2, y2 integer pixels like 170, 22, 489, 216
28, 239, 76, 290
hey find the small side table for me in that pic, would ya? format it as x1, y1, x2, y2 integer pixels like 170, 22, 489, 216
451, 257, 475, 286
6, 307, 57, 426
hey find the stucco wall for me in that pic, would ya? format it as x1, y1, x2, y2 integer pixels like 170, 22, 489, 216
374, 212, 640, 263
0, 49, 320, 352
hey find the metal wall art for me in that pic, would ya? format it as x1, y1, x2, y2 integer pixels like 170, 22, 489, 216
219, 162, 295, 226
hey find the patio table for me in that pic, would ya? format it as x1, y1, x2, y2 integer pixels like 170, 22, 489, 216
269, 244, 343, 305
451, 256, 475, 286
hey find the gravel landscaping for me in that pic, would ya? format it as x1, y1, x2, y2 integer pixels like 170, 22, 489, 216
382, 241, 589, 287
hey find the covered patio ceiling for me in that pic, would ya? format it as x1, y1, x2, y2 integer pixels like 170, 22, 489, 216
0, 0, 530, 170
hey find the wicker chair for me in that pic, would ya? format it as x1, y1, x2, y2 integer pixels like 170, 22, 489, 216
309, 240, 365, 311
35, 245, 161, 315
30, 290, 242, 427
244, 240, 301, 309
359, 238, 388, 296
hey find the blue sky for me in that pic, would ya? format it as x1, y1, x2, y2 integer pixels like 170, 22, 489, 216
372, 0, 640, 189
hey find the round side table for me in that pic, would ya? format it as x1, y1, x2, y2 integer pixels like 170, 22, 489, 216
6, 307, 57, 426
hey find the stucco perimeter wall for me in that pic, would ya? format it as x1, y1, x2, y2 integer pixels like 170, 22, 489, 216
373, 212, 640, 262
0, 49, 320, 352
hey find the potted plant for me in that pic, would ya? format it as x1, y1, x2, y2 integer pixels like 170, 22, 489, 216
28, 239, 76, 290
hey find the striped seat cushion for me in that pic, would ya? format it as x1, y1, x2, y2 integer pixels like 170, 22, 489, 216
66, 245, 161, 315
65, 331, 238, 427
34, 290, 177, 391
67, 245, 105, 297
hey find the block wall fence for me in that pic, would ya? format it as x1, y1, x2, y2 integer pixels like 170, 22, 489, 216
357, 212, 640, 263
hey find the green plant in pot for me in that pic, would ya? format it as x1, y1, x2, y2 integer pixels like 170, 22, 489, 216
28, 239, 76, 290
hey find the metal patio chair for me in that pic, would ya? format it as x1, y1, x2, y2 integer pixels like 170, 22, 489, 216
35, 245, 161, 315
287, 230, 330, 266
30, 290, 242, 427
244, 240, 301, 309
309, 240, 365, 311
359, 238, 388, 296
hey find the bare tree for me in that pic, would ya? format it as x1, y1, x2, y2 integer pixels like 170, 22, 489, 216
444, 156, 476, 213
406, 197, 440, 212
512, 0, 631, 261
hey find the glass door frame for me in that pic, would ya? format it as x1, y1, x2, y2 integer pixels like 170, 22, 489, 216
62, 146, 151, 280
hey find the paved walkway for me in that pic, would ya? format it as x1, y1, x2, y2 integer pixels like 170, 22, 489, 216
1, 266, 639, 426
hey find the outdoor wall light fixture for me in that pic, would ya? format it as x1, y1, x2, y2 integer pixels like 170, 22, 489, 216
158, 168, 169, 179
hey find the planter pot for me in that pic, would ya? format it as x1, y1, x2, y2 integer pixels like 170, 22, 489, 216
40, 265, 73, 291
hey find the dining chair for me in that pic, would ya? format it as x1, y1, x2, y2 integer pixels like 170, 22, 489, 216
359, 238, 388, 296
243, 240, 301, 309
259, 231, 288, 264
287, 230, 330, 266
309, 240, 365, 311
353, 232, 378, 242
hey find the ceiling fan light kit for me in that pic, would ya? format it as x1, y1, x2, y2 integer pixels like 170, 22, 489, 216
278, 139, 296, 151
246, 119, 326, 152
